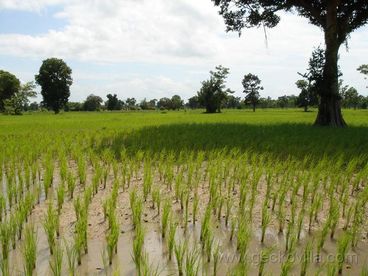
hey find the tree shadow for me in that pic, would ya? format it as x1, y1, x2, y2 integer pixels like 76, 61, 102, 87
98, 122, 368, 164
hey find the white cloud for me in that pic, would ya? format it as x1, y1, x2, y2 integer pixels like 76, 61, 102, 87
0, 0, 367, 100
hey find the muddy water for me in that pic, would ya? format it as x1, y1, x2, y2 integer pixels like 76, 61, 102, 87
7, 216, 368, 276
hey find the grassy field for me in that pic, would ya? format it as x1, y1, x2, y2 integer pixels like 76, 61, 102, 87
0, 109, 368, 275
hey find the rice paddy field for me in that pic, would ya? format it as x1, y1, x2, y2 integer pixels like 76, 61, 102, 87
1, 109, 368, 276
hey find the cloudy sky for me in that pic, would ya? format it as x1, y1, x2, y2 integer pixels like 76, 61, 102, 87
0, 0, 367, 102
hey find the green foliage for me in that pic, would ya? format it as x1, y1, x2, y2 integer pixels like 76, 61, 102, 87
0, 70, 20, 111
242, 73, 263, 112
35, 58, 73, 113
197, 65, 233, 113
3, 82, 37, 115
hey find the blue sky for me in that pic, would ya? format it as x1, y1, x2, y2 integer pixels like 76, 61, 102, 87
0, 0, 367, 103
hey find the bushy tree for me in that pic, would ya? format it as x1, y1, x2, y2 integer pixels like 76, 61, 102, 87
84, 94, 103, 111
106, 94, 123, 110
35, 58, 73, 114
341, 87, 360, 109
157, 97, 172, 110
0, 70, 20, 111
213, 0, 368, 126
65, 102, 82, 111
296, 80, 311, 112
242, 73, 263, 112
171, 95, 184, 110
297, 47, 324, 111
187, 96, 201, 109
139, 98, 156, 110
197, 65, 233, 113
3, 82, 37, 115
223, 95, 241, 109
125, 98, 137, 110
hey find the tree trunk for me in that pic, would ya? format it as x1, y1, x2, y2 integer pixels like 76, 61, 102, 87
314, 0, 346, 127
304, 105, 308, 112
252, 103, 256, 112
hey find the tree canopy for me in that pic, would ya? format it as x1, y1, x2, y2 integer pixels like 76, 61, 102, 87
3, 82, 37, 115
212, 0, 368, 126
35, 58, 73, 114
84, 94, 103, 111
0, 70, 20, 111
197, 65, 233, 113
242, 73, 263, 112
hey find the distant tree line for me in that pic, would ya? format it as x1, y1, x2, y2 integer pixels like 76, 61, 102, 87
1, 56, 367, 115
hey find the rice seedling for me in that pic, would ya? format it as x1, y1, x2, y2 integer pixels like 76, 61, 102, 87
183, 190, 190, 232
260, 202, 270, 243
151, 186, 161, 215
56, 183, 65, 214
0, 195, 5, 222
0, 256, 9, 276
43, 203, 58, 254
300, 240, 313, 276
237, 217, 251, 264
174, 240, 187, 276
0, 222, 10, 260
106, 209, 119, 265
317, 219, 330, 260
200, 205, 211, 243
192, 192, 199, 225
67, 172, 76, 199
49, 242, 63, 276
336, 232, 351, 274
258, 246, 273, 276
217, 196, 224, 221
102, 165, 109, 190
167, 219, 177, 260
77, 155, 87, 188
329, 198, 340, 239
361, 264, 368, 276
230, 217, 236, 242
205, 228, 214, 262
23, 223, 37, 276
161, 199, 171, 238
92, 166, 102, 195
139, 252, 161, 276
213, 242, 222, 276
143, 163, 153, 202
185, 247, 200, 276
64, 239, 77, 276
132, 224, 145, 273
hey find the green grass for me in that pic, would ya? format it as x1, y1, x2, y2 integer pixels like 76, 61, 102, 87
1, 109, 368, 275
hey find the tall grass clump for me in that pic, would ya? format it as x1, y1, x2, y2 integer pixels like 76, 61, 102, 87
43, 203, 58, 254
0, 222, 10, 261
185, 247, 200, 276
336, 232, 351, 274
132, 224, 145, 273
258, 246, 273, 276
174, 240, 187, 276
64, 239, 77, 276
106, 209, 119, 265
49, 242, 63, 276
167, 219, 177, 260
161, 199, 171, 238
23, 224, 37, 276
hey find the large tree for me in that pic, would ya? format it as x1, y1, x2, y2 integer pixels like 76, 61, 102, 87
0, 70, 20, 111
35, 58, 73, 114
213, 0, 368, 127
242, 73, 263, 112
197, 65, 233, 113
